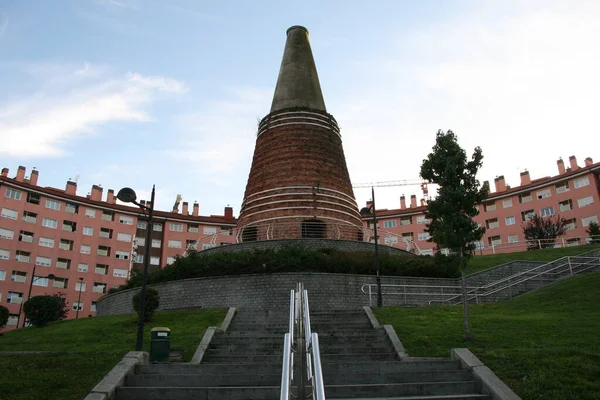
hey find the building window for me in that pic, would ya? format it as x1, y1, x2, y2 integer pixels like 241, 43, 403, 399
582, 215, 598, 227
119, 215, 133, 225
80, 245, 91, 254
153, 223, 163, 232
137, 221, 147, 229
559, 199, 574, 212
241, 226, 258, 242
39, 237, 55, 247
168, 240, 181, 248
133, 255, 143, 263
188, 224, 199, 233
574, 177, 590, 189
59, 239, 74, 251
115, 251, 129, 260
383, 220, 397, 228
565, 218, 577, 230
540, 207, 555, 217
488, 235, 502, 246
19, 230, 35, 244
301, 220, 326, 238
113, 268, 128, 278
169, 223, 183, 232
15, 250, 31, 263
1, 208, 17, 220
35, 256, 51, 267
555, 182, 569, 194
91, 302, 97, 312
99, 228, 113, 239
56, 258, 71, 270
420, 249, 434, 256
42, 218, 58, 229
83, 226, 93, 236
7, 291, 24, 304
135, 237, 145, 246
0, 249, 9, 260
78, 263, 88, 272
167, 257, 176, 265
417, 232, 430, 241
75, 281, 86, 292
521, 210, 535, 221
151, 239, 162, 248
508, 234, 519, 243
65, 203, 78, 214
45, 199, 61, 210
97, 246, 111, 257
72, 302, 83, 311
5, 188, 22, 200
577, 196, 594, 208
26, 192, 40, 204
505, 216, 515, 226
85, 208, 96, 218
0, 269, 6, 280
536, 189, 551, 200
485, 218, 499, 229
502, 198, 513, 208
53, 277, 68, 289
11, 270, 27, 283
400, 217, 412, 225
117, 233, 132, 242
483, 201, 496, 212
22, 211, 37, 223
150, 256, 160, 265
93, 282, 107, 293
62, 220, 77, 233
95, 264, 108, 275
0, 228, 14, 240
416, 215, 429, 224
203, 226, 217, 235
519, 193, 532, 204
102, 211, 114, 221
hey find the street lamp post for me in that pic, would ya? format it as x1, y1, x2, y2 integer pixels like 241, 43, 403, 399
75, 277, 84, 319
19, 264, 55, 328
371, 187, 383, 308
117, 185, 155, 352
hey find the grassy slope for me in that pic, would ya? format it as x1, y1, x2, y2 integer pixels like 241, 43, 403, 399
464, 243, 600, 275
374, 273, 600, 400
0, 308, 226, 400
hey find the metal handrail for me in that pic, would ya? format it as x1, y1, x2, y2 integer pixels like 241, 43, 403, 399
280, 289, 295, 400
302, 289, 326, 400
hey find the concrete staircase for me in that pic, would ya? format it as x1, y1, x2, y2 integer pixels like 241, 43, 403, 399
115, 309, 287, 400
313, 310, 492, 399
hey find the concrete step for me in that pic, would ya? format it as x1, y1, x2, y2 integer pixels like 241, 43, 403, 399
312, 345, 395, 355
323, 370, 472, 385
115, 386, 281, 400
127, 373, 281, 387
320, 361, 463, 374
201, 354, 283, 363
320, 353, 397, 362
324, 381, 479, 398
136, 362, 281, 376
204, 348, 284, 356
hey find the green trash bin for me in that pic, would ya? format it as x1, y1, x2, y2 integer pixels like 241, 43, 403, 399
150, 327, 171, 363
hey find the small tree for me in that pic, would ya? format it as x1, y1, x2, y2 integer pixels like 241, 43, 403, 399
420, 129, 488, 340
52, 292, 69, 320
132, 287, 160, 322
0, 305, 9, 332
522, 214, 568, 250
22, 295, 64, 327
586, 221, 600, 244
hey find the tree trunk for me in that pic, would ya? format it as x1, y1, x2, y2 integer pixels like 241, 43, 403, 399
461, 270, 472, 341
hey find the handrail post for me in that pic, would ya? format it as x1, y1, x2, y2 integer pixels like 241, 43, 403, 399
568, 257, 573, 275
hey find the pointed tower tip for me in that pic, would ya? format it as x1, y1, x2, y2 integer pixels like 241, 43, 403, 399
270, 25, 326, 113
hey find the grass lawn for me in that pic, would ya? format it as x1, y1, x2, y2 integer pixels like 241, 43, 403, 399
0, 308, 226, 400
374, 273, 600, 400
465, 243, 600, 275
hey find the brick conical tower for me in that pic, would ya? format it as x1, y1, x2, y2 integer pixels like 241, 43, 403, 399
237, 26, 362, 242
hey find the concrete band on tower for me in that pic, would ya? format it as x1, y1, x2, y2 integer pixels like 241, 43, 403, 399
237, 26, 363, 242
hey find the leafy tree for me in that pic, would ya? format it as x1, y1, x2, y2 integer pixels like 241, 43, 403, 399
133, 287, 160, 322
22, 295, 64, 327
420, 129, 488, 340
0, 305, 9, 331
586, 221, 600, 244
52, 292, 69, 320
522, 214, 568, 250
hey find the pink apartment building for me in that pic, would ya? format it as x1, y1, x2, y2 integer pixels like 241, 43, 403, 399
366, 156, 600, 255
0, 166, 236, 331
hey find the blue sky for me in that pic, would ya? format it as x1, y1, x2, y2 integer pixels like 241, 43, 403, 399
1, 0, 598, 215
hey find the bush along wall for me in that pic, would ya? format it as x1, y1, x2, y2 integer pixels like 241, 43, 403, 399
108, 244, 459, 294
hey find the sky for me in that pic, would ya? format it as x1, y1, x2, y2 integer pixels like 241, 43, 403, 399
0, 0, 599, 216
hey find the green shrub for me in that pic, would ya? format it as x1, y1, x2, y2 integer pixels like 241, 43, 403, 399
132, 287, 160, 322
22, 295, 64, 327
0, 305, 9, 329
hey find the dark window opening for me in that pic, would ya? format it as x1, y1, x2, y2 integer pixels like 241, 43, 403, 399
241, 226, 258, 242
302, 220, 326, 239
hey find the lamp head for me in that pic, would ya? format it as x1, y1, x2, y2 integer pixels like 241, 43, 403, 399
79, 277, 84, 281
117, 187, 137, 203
47, 274, 55, 280
360, 207, 372, 215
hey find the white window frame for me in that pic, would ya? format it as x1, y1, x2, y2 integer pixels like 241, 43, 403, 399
383, 220, 397, 229
508, 234, 519, 243
135, 237, 145, 246
0, 270, 5, 280
113, 268, 128, 278
0, 248, 9, 260
83, 226, 93, 236
119, 215, 133, 225
505, 216, 515, 226
150, 256, 160, 265
72, 302, 83, 311
574, 177, 590, 189
5, 188, 22, 200
168, 240, 182, 248
115, 250, 129, 260
203, 226, 217, 235
540, 207, 555, 217
35, 256, 51, 267
417, 232, 430, 241
117, 233, 132, 242
153, 223, 163, 232
39, 237, 55, 247
151, 239, 161, 248
502, 198, 513, 208
1, 208, 18, 220
0, 228, 14, 240
137, 221, 147, 229
536, 189, 551, 199
577, 196, 594, 208
85, 208, 96, 218
45, 199, 61, 210
582, 215, 598, 227
75, 282, 86, 292
80, 245, 91, 254
42, 218, 58, 229
169, 223, 184, 232
78, 263, 88, 272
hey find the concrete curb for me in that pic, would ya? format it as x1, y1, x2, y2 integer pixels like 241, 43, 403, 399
452, 348, 521, 400
382, 325, 409, 360
191, 307, 236, 364
83, 351, 148, 400
362, 306, 381, 329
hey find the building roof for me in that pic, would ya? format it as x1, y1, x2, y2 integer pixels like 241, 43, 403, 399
270, 25, 327, 113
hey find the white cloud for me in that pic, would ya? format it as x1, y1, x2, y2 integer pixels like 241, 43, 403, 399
0, 64, 186, 157
329, 1, 600, 210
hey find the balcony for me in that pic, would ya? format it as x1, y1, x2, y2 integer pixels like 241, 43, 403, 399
16, 255, 30, 263
8, 297, 23, 304
59, 243, 71, 251
102, 214, 113, 221
97, 249, 109, 257
520, 195, 532, 203
93, 286, 106, 294
11, 275, 26, 283
99, 231, 111, 239
487, 222, 499, 229
23, 215, 37, 224
62, 225, 74, 233
20, 235, 34, 243
53, 280, 67, 289
65, 205, 77, 214
559, 204, 573, 212
95, 266, 107, 275
56, 261, 69, 269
